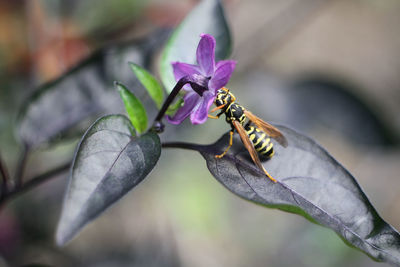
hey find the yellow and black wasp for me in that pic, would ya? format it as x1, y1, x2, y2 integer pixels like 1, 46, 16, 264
208, 87, 288, 182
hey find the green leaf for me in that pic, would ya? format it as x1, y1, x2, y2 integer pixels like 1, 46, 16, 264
129, 62, 164, 109
173, 125, 400, 265
115, 82, 147, 134
56, 114, 161, 245
159, 0, 232, 92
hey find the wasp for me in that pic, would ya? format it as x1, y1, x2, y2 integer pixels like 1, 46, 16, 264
208, 87, 288, 182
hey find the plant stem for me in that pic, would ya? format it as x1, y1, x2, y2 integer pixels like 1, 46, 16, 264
14, 144, 28, 189
0, 153, 10, 195
0, 162, 70, 205
152, 76, 207, 132
0, 141, 205, 206
162, 142, 204, 152
0, 142, 201, 205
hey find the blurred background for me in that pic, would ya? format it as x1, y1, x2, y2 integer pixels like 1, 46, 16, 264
0, 0, 400, 266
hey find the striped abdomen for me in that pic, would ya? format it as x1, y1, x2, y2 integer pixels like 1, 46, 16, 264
245, 125, 274, 158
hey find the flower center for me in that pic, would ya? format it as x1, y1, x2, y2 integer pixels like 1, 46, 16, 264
188, 74, 211, 96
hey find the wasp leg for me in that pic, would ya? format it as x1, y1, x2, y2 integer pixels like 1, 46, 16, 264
208, 114, 219, 119
210, 104, 226, 113
209, 107, 225, 119
215, 130, 234, 159
261, 166, 277, 183
208, 110, 224, 119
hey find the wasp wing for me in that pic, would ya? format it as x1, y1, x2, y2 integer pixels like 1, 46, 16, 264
244, 110, 288, 147
232, 120, 265, 172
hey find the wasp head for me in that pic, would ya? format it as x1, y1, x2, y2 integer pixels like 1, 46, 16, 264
215, 87, 235, 107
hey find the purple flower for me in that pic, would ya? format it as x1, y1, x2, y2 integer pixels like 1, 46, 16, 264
166, 34, 236, 125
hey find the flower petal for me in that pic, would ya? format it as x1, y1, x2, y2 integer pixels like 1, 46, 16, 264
166, 92, 199, 124
172, 62, 201, 81
196, 34, 216, 77
172, 62, 201, 91
208, 60, 236, 92
190, 92, 216, 125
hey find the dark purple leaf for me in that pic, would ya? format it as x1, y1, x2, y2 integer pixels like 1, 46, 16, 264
166, 125, 400, 265
56, 114, 161, 245
17, 30, 168, 148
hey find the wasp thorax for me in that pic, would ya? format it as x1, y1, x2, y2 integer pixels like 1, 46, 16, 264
216, 90, 233, 107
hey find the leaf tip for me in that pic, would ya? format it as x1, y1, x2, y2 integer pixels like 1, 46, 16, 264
128, 61, 139, 70
128, 62, 143, 78
114, 81, 123, 91
55, 230, 66, 247
55, 221, 73, 247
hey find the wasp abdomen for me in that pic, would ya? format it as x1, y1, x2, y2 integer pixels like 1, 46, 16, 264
245, 125, 274, 158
